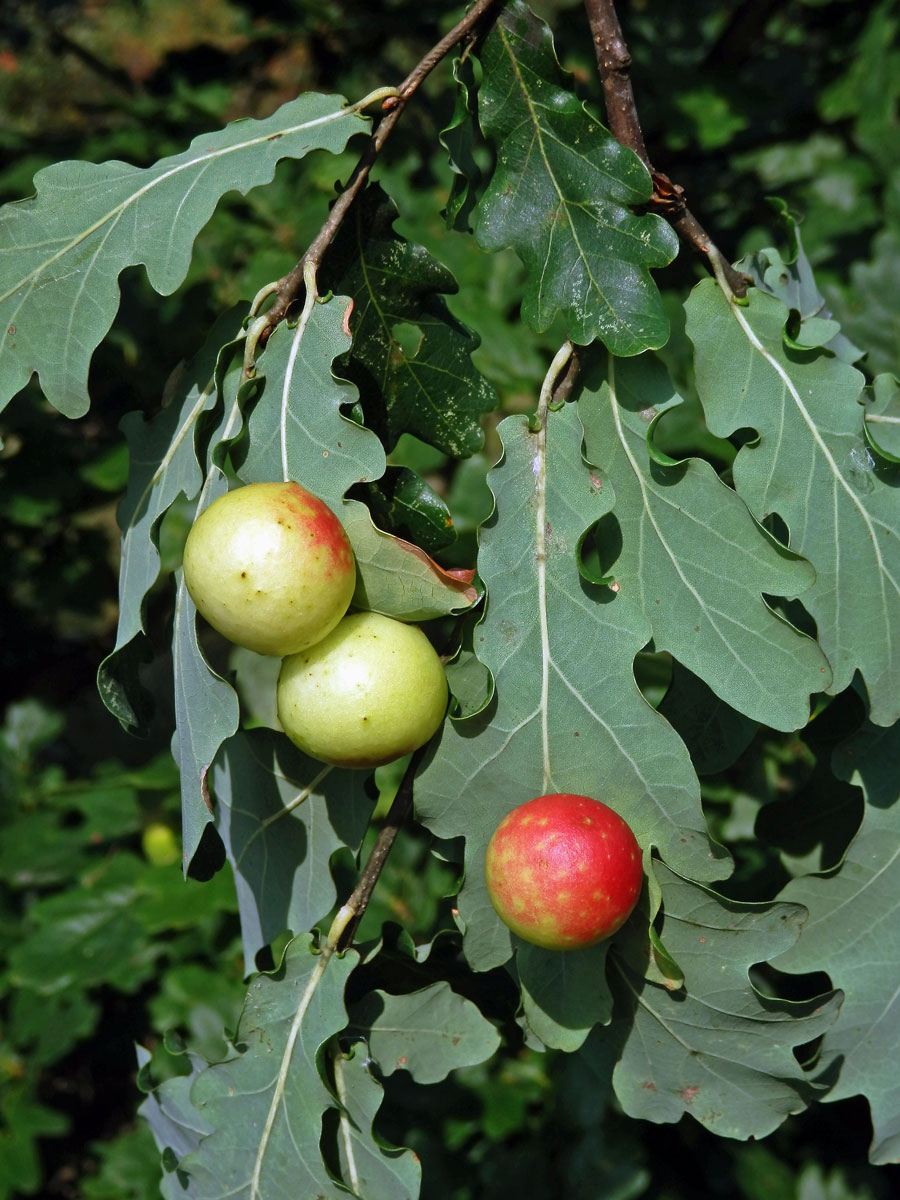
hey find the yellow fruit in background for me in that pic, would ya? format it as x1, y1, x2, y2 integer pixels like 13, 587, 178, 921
182, 481, 355, 657
142, 822, 180, 867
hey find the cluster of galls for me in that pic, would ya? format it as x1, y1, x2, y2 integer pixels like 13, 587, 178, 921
184, 482, 642, 952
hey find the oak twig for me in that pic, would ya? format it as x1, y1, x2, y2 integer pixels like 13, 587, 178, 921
259, 0, 503, 342
583, 0, 748, 299
335, 746, 428, 952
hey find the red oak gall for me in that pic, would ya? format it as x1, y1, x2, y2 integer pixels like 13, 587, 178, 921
484, 793, 643, 950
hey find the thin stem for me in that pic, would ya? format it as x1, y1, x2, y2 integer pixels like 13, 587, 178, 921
242, 314, 270, 377
249, 279, 280, 319
335, 746, 428, 952
350, 85, 402, 111
259, 0, 504, 341
583, 0, 748, 299
539, 339, 574, 417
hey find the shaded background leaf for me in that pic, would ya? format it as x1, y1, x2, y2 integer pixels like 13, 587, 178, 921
322, 183, 497, 457
658, 661, 759, 777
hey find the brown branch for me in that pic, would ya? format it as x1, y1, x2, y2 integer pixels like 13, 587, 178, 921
583, 0, 748, 299
261, 0, 504, 339
335, 745, 428, 952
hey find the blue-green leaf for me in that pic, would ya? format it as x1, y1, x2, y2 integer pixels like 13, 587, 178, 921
331, 1047, 421, 1199
212, 728, 373, 970
0, 94, 368, 415
97, 310, 245, 732
577, 350, 831, 729
349, 982, 501, 1084
773, 719, 900, 1164
416, 402, 729, 1030
180, 936, 357, 1199
603, 862, 839, 1139
686, 280, 900, 726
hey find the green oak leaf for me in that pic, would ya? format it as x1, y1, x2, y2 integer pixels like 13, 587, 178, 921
863, 373, 900, 462
356, 466, 457, 555
212, 728, 373, 971
180, 936, 358, 1199
348, 982, 501, 1084
416, 402, 729, 1042
473, 0, 678, 354
136, 1043, 214, 1198
97, 310, 245, 733
577, 350, 831, 729
236, 296, 477, 620
0, 94, 368, 415
331, 1048, 421, 1200
169, 338, 252, 870
440, 53, 484, 232
773, 719, 900, 1165
343, 497, 479, 619
517, 939, 614, 1052
600, 862, 839, 1139
686, 279, 900, 727
236, 297, 385, 506
737, 202, 863, 364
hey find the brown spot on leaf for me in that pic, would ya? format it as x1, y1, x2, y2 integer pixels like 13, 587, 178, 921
388, 536, 478, 604
200, 767, 214, 814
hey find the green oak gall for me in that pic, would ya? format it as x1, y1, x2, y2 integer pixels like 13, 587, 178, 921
182, 481, 355, 657
484, 794, 643, 950
276, 610, 448, 768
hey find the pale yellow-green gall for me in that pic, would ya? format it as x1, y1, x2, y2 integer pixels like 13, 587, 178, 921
276, 611, 448, 768
182, 481, 355, 657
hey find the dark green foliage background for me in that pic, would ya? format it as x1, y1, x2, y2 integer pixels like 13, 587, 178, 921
1, 0, 899, 1195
